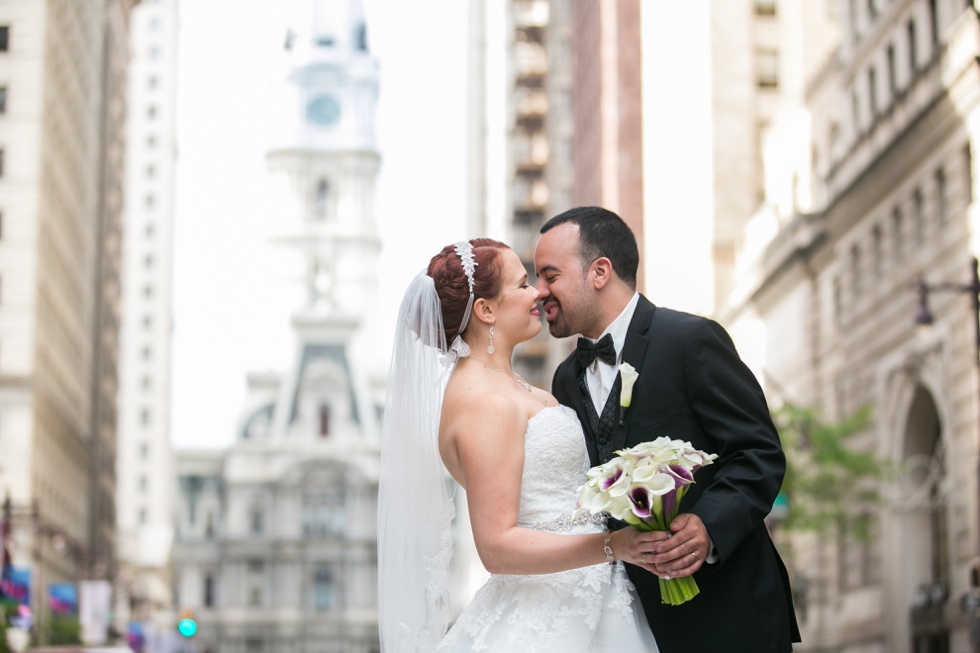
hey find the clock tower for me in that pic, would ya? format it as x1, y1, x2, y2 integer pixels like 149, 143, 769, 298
171, 5, 383, 652
267, 0, 381, 316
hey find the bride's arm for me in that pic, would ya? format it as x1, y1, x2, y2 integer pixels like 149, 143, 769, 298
446, 395, 664, 575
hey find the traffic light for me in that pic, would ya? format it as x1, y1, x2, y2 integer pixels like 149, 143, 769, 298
177, 609, 197, 637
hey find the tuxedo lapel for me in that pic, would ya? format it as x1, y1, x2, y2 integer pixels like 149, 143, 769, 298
609, 296, 655, 453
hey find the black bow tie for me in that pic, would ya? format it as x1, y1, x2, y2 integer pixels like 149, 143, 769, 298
576, 333, 617, 368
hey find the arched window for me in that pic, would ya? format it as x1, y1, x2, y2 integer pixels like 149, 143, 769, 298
314, 564, 333, 610
315, 180, 329, 220
319, 403, 331, 438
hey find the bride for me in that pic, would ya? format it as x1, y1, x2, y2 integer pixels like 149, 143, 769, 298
378, 238, 660, 652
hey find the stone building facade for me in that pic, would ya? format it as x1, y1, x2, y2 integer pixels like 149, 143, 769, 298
722, 1, 980, 651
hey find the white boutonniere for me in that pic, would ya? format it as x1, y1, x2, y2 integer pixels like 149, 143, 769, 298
618, 362, 638, 425
619, 362, 638, 408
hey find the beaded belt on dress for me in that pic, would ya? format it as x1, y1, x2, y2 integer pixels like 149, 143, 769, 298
523, 512, 608, 532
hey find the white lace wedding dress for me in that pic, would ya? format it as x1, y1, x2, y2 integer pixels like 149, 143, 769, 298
436, 405, 659, 652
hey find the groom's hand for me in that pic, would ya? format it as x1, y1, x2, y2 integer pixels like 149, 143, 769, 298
650, 513, 709, 578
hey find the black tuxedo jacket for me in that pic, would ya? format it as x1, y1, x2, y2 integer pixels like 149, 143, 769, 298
552, 295, 800, 653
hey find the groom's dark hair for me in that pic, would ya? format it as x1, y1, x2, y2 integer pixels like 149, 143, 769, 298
540, 206, 639, 289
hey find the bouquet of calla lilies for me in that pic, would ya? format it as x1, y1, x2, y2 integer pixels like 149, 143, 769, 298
574, 437, 718, 605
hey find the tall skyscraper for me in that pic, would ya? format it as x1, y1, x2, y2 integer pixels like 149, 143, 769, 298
0, 0, 137, 645
115, 0, 179, 644
171, 2, 382, 650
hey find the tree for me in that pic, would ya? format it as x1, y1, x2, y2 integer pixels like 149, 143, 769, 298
0, 603, 11, 653
771, 402, 891, 540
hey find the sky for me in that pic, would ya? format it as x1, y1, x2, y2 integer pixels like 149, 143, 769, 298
171, 0, 470, 448
170, 1, 718, 450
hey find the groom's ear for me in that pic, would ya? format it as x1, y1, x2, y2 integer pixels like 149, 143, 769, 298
591, 257, 614, 290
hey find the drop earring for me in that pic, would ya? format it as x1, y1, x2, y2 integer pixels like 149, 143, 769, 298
487, 324, 496, 354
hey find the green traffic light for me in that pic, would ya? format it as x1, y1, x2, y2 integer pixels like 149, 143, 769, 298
178, 618, 198, 637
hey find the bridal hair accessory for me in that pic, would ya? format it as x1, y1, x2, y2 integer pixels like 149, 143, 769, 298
454, 241, 478, 337
487, 323, 495, 354
378, 271, 456, 652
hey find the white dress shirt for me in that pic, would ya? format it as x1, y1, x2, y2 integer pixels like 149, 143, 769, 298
583, 293, 640, 413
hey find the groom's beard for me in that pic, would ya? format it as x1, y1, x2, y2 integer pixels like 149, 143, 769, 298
544, 298, 601, 339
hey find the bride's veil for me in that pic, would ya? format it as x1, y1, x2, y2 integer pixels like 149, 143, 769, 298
377, 270, 457, 652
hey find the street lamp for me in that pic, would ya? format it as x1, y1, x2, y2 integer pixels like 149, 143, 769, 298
914, 257, 980, 348
914, 256, 980, 651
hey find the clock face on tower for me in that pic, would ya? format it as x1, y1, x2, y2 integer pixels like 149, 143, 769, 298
307, 94, 341, 126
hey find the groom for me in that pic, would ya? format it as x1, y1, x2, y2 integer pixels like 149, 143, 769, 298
534, 206, 800, 653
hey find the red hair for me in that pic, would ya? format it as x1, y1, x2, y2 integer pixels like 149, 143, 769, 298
427, 238, 510, 343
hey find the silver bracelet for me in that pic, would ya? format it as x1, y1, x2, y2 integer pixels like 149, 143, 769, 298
603, 532, 615, 565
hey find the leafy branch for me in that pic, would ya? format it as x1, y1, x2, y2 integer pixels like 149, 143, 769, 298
771, 402, 891, 540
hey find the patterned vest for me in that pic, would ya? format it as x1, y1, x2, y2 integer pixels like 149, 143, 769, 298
577, 368, 622, 463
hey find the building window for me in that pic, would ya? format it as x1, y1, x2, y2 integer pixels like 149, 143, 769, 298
866, 0, 876, 20
204, 574, 215, 607
249, 587, 263, 607
886, 43, 897, 95
144, 255, 154, 269
146, 165, 156, 178
908, 19, 918, 71
833, 277, 842, 326
147, 76, 157, 90
142, 315, 152, 329
913, 187, 925, 242
873, 224, 883, 278
755, 0, 776, 16
319, 404, 330, 438
0, 148, 5, 177
138, 508, 147, 525
0, 26, 9, 52
145, 194, 155, 209
245, 639, 262, 653
965, 143, 973, 204
851, 244, 862, 294
935, 167, 946, 226
302, 491, 346, 537
141, 408, 151, 425
867, 67, 878, 117
143, 285, 153, 299
892, 207, 904, 262
756, 49, 779, 88
928, 0, 938, 47
142, 346, 152, 360
139, 476, 148, 493
147, 105, 157, 119
145, 223, 155, 238
142, 376, 152, 391
146, 134, 156, 148
205, 513, 215, 538
313, 564, 333, 610
315, 180, 329, 219
851, 91, 861, 136
838, 513, 880, 589
250, 508, 264, 535
139, 442, 150, 459
0, 86, 7, 114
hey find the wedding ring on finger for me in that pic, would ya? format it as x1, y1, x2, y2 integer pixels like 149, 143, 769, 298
690, 552, 697, 562
642, 553, 648, 564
